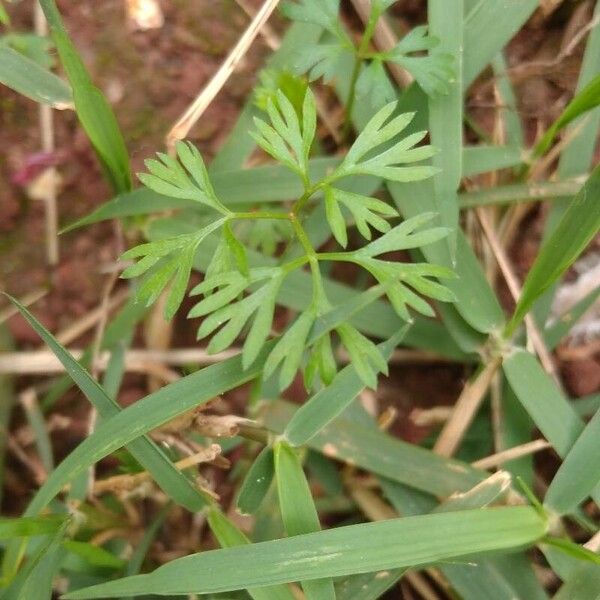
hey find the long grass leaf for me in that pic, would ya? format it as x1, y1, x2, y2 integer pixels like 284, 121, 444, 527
506, 166, 600, 336
38, 0, 131, 192
545, 408, 600, 514
428, 0, 463, 259
64, 507, 547, 598
463, 0, 538, 89
6, 296, 208, 513
274, 442, 335, 600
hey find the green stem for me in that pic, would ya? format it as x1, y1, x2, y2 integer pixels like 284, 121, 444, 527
342, 3, 380, 140
316, 251, 358, 263
232, 211, 291, 221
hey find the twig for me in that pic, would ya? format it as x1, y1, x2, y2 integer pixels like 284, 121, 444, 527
234, 0, 342, 143
433, 357, 503, 458
472, 439, 551, 470
34, 2, 59, 266
93, 444, 222, 495
166, 0, 281, 152
0, 346, 457, 374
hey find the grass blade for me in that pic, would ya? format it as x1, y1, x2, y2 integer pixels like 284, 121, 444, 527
553, 564, 600, 600
206, 507, 296, 600
265, 400, 485, 497
463, 0, 538, 89
506, 165, 600, 337
545, 408, 600, 514
428, 0, 463, 259
533, 73, 600, 159
274, 442, 335, 600
6, 295, 208, 513
63, 507, 548, 598
0, 46, 72, 108
0, 516, 66, 539
18, 342, 274, 520
236, 446, 275, 515
38, 0, 131, 192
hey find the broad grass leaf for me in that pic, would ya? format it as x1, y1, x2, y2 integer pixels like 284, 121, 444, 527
63, 507, 548, 598
274, 442, 336, 600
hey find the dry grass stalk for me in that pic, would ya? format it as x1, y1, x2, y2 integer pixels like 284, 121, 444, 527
166, 0, 281, 152
476, 207, 561, 385
433, 357, 503, 458
472, 439, 552, 470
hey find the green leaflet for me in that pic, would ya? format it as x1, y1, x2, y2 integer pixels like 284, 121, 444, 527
63, 507, 548, 598
284, 328, 407, 446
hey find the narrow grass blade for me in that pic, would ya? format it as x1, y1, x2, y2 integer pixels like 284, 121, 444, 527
63, 507, 548, 598
0, 516, 66, 539
428, 0, 463, 259
6, 295, 208, 513
503, 349, 584, 457
463, 0, 538, 89
284, 328, 407, 446
274, 442, 335, 600
503, 349, 600, 510
236, 446, 275, 515
545, 408, 600, 514
459, 179, 584, 209
544, 286, 600, 349
1, 518, 68, 599
64, 143, 524, 232
0, 46, 72, 108
38, 0, 131, 192
122, 503, 170, 583
20, 342, 274, 520
533, 73, 600, 159
506, 166, 600, 337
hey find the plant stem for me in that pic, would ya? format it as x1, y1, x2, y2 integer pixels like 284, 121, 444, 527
232, 211, 291, 221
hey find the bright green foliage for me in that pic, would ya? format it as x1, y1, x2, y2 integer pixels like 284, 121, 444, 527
283, 0, 454, 105
126, 89, 453, 390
